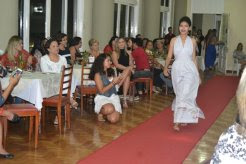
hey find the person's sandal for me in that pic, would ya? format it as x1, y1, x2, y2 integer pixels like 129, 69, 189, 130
71, 100, 78, 110
9, 114, 20, 123
123, 101, 128, 108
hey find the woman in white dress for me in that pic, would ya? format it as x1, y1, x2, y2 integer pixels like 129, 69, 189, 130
164, 16, 205, 131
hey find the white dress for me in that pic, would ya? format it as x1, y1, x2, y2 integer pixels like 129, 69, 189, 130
171, 36, 205, 123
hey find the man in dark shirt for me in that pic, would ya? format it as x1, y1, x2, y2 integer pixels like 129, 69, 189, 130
164, 27, 176, 47
132, 38, 153, 94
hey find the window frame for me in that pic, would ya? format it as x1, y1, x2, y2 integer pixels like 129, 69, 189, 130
20, 0, 83, 51
114, 0, 138, 37
160, 0, 173, 37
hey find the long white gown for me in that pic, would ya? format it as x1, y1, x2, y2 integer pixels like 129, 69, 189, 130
171, 36, 205, 123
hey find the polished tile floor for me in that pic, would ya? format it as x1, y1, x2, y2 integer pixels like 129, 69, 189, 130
0, 70, 238, 164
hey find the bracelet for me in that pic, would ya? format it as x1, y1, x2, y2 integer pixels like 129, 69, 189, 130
112, 81, 116, 85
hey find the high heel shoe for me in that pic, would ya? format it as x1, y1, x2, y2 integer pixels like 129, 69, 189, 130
123, 101, 128, 108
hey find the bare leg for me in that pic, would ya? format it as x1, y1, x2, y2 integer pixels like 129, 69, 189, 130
107, 111, 120, 123
99, 104, 114, 121
0, 122, 8, 154
1, 110, 14, 121
122, 76, 130, 108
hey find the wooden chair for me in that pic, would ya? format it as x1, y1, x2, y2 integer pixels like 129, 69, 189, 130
129, 60, 153, 98
42, 66, 73, 134
3, 104, 39, 148
79, 62, 97, 116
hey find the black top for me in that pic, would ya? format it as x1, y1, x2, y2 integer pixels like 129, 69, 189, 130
117, 49, 129, 73
59, 48, 71, 64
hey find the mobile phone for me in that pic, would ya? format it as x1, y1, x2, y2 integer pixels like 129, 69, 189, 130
11, 68, 23, 77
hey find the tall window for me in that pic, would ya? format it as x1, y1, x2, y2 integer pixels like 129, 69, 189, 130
18, 0, 78, 50
160, 0, 172, 37
51, 0, 62, 37
30, 0, 46, 44
114, 0, 137, 37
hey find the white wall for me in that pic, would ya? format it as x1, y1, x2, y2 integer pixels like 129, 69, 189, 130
92, 0, 114, 51
224, 0, 246, 70
143, 0, 160, 39
0, 0, 18, 51
82, 0, 93, 51
191, 0, 224, 14
173, 0, 187, 35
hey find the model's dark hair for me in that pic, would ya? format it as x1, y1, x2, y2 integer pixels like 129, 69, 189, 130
132, 38, 143, 47
44, 38, 58, 54
89, 53, 110, 80
70, 37, 81, 47
179, 16, 191, 27
55, 33, 67, 45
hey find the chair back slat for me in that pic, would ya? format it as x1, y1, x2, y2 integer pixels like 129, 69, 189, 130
81, 61, 96, 86
59, 66, 73, 100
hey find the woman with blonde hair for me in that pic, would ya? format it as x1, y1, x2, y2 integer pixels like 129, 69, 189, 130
210, 68, 246, 163
112, 37, 133, 108
0, 36, 35, 70
88, 38, 101, 58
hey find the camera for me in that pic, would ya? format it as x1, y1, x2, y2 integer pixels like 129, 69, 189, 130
11, 68, 23, 77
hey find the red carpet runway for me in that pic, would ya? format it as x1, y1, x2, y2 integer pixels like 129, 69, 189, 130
78, 76, 239, 164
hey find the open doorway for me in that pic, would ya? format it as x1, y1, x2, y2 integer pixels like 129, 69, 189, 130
192, 14, 221, 41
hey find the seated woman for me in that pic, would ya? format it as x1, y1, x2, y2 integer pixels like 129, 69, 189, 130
103, 36, 118, 55
56, 33, 71, 65
0, 74, 21, 159
153, 39, 166, 93
69, 37, 82, 64
89, 38, 101, 58
40, 38, 78, 124
89, 53, 129, 123
210, 68, 246, 163
233, 43, 246, 70
30, 37, 47, 71
112, 37, 133, 108
0, 35, 35, 70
